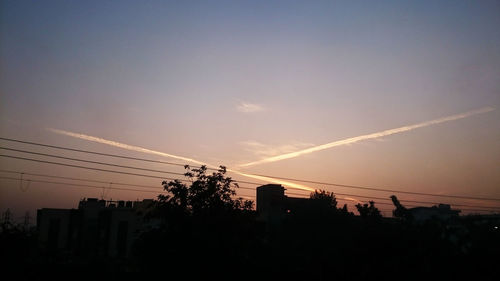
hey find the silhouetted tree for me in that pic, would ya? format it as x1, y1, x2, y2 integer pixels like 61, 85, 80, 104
390, 195, 412, 220
135, 165, 258, 278
310, 190, 338, 208
355, 201, 382, 218
308, 190, 354, 216
158, 165, 253, 214
339, 203, 353, 215
341, 204, 348, 212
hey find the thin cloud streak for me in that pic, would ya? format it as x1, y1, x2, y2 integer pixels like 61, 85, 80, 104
236, 102, 264, 113
240, 140, 315, 157
238, 107, 495, 168
47, 128, 316, 192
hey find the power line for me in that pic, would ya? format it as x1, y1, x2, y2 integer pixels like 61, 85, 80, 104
285, 190, 500, 211
0, 169, 163, 189
283, 193, 497, 213
0, 176, 445, 211
5, 136, 499, 203
3, 137, 499, 202
0, 176, 255, 200
0, 137, 219, 171
0, 170, 495, 213
0, 176, 164, 193
247, 173, 500, 201
3, 177, 486, 213
0, 137, 261, 185
0, 173, 258, 193
0, 167, 257, 193
2, 150, 500, 210
2, 137, 500, 203
0, 147, 187, 176
0, 146, 263, 186
286, 191, 500, 212
5, 145, 500, 204
0, 153, 176, 180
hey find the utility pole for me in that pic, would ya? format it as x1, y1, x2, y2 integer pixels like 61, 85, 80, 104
1, 208, 12, 230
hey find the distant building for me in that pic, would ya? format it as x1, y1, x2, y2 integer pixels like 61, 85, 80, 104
257, 184, 317, 221
257, 184, 287, 221
408, 204, 460, 223
460, 213, 500, 229
37, 198, 155, 257
36, 208, 76, 252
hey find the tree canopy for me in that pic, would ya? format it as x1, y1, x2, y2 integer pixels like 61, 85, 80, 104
310, 190, 338, 208
355, 201, 382, 218
158, 165, 253, 215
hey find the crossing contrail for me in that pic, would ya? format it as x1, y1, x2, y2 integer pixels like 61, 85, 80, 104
231, 170, 315, 192
47, 128, 210, 166
48, 106, 493, 192
47, 128, 316, 192
238, 107, 495, 168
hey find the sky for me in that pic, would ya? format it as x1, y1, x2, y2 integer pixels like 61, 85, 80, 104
1, 0, 500, 219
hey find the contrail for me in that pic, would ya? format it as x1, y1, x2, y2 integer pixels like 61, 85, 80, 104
231, 170, 316, 192
238, 107, 495, 168
47, 128, 210, 167
47, 128, 316, 192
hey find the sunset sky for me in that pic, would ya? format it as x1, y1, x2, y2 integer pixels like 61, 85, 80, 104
1, 0, 500, 217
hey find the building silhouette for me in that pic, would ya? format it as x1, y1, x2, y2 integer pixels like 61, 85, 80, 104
257, 184, 318, 221
408, 204, 460, 223
37, 198, 155, 257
